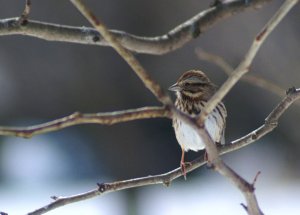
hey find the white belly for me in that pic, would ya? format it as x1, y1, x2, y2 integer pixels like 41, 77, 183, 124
174, 115, 222, 152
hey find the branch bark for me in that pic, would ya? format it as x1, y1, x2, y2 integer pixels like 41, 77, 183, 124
26, 87, 300, 215
66, 4, 263, 213
18, 0, 31, 25
0, 107, 170, 138
195, 48, 291, 102
0, 0, 294, 214
0, 0, 297, 214
198, 0, 299, 123
0, 0, 271, 55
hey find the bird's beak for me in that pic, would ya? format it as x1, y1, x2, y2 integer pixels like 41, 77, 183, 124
168, 83, 181, 91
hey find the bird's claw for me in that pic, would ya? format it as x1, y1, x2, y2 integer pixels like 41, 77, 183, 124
180, 161, 192, 180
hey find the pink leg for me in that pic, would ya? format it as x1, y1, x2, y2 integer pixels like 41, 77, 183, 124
180, 148, 187, 180
204, 149, 208, 161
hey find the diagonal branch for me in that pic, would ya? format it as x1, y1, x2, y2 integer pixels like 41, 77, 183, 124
26, 87, 300, 215
68, 1, 297, 215
0, 106, 170, 138
18, 0, 31, 25
0, 0, 271, 55
0, 0, 297, 215
225, 87, 300, 153
1, 1, 295, 215
198, 0, 299, 123
195, 48, 292, 102
196, 47, 300, 112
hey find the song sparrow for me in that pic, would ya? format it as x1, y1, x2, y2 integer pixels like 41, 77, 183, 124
169, 70, 227, 178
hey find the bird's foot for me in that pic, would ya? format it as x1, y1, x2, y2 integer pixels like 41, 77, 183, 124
180, 161, 192, 180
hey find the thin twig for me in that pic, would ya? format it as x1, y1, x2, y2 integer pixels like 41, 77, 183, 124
0, 106, 170, 138
196, 48, 234, 76
252, 171, 261, 186
195, 48, 287, 99
18, 0, 31, 25
26, 88, 300, 215
198, 0, 299, 123
224, 87, 300, 153
0, 0, 271, 55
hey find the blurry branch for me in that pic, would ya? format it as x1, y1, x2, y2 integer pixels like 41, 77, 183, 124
196, 48, 300, 109
198, 0, 298, 123
0, 107, 170, 138
195, 48, 288, 99
27, 87, 300, 215
0, 0, 271, 55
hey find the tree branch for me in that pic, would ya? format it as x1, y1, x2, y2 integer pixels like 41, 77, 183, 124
0, 106, 170, 138
225, 87, 300, 152
198, 0, 298, 123
0, 0, 271, 55
30, 1, 296, 214
195, 48, 292, 102
18, 0, 31, 25
1, 1, 297, 214
26, 87, 300, 215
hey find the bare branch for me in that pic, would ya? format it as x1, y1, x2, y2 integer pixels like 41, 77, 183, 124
0, 106, 170, 138
195, 1, 298, 213
67, 1, 296, 215
196, 48, 234, 76
67, 1, 256, 210
18, 0, 31, 25
224, 87, 300, 153
196, 49, 300, 154
252, 171, 262, 186
27, 87, 300, 215
198, 0, 298, 123
0, 1, 295, 214
0, 0, 271, 55
194, 124, 264, 214
195, 48, 288, 100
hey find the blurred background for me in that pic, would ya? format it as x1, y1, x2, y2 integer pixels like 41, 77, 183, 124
0, 0, 299, 214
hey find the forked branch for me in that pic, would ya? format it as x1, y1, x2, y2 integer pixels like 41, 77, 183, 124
0, 0, 271, 55
198, 0, 299, 123
26, 87, 300, 215
0, 0, 297, 214
18, 0, 31, 25
19, 0, 300, 214
195, 48, 286, 98
196, 48, 300, 106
